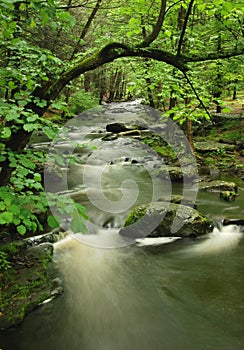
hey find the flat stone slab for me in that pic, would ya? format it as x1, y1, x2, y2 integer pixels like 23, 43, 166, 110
194, 141, 236, 153
198, 180, 238, 193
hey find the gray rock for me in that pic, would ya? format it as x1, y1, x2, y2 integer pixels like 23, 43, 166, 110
106, 122, 148, 133
157, 195, 197, 209
119, 202, 213, 239
156, 165, 198, 182
198, 180, 238, 193
118, 130, 141, 137
27, 243, 53, 258
194, 141, 235, 153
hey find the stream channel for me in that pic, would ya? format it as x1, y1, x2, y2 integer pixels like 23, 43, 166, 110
1, 101, 244, 350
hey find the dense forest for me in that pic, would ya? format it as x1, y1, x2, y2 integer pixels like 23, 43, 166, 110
0, 0, 243, 238
0, 0, 244, 338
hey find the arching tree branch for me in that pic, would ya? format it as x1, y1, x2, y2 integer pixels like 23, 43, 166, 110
39, 43, 188, 102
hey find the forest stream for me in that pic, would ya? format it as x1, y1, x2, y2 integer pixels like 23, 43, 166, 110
0, 101, 244, 350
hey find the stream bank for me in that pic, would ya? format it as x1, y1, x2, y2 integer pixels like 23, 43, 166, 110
0, 236, 63, 330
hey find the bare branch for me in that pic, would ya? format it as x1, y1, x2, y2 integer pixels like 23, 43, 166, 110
183, 71, 211, 119
185, 48, 244, 62
70, 0, 103, 59
141, 0, 167, 47
177, 0, 195, 56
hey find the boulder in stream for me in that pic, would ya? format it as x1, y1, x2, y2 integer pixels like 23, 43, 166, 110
119, 202, 213, 239
198, 180, 238, 193
106, 122, 148, 133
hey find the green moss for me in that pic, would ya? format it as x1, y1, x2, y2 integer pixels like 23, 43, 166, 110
124, 205, 148, 227
0, 243, 54, 329
142, 135, 177, 160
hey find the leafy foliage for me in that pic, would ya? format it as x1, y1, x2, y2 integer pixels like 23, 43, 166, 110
68, 90, 100, 115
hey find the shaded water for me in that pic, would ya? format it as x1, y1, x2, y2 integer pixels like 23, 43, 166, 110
1, 102, 244, 349
1, 226, 244, 350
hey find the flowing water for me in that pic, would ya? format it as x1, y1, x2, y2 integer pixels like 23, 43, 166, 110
1, 102, 244, 350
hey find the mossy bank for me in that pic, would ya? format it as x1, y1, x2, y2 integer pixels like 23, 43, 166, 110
0, 240, 62, 330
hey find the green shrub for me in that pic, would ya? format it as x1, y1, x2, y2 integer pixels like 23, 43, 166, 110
68, 90, 99, 115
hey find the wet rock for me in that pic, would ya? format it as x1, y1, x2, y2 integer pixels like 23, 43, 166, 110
25, 230, 68, 246
198, 180, 238, 193
102, 134, 118, 141
119, 202, 213, 239
194, 141, 236, 153
106, 122, 147, 133
118, 130, 141, 137
0, 236, 64, 330
223, 218, 244, 227
51, 278, 63, 296
27, 243, 53, 258
220, 191, 238, 202
157, 195, 197, 209
156, 165, 197, 182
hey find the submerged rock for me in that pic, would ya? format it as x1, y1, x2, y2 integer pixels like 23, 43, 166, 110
198, 180, 238, 193
220, 191, 238, 202
119, 202, 213, 239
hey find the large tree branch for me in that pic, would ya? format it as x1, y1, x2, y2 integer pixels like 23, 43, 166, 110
140, 0, 167, 47
40, 43, 187, 101
37, 42, 244, 103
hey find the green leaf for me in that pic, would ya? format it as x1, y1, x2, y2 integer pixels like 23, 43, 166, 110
43, 126, 57, 140
23, 218, 33, 229
23, 123, 39, 132
0, 212, 14, 224
1, 127, 11, 138
75, 204, 88, 220
0, 202, 6, 211
27, 114, 39, 122
34, 173, 42, 182
6, 109, 19, 122
17, 225, 27, 235
9, 204, 20, 215
47, 215, 59, 229
222, 107, 232, 113
70, 215, 87, 233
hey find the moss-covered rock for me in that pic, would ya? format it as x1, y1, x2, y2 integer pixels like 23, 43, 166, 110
120, 202, 213, 239
194, 141, 236, 153
0, 241, 62, 330
198, 180, 238, 193
157, 195, 197, 209
219, 190, 237, 202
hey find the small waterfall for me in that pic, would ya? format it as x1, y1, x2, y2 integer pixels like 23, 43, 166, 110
52, 236, 186, 350
186, 224, 243, 255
